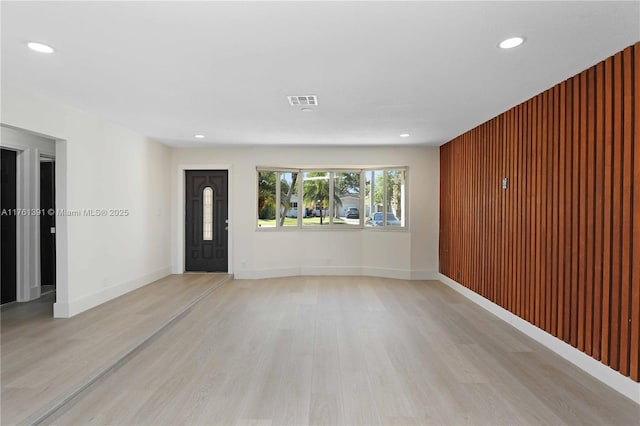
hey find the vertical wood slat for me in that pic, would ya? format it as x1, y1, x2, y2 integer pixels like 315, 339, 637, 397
525, 99, 533, 324
538, 93, 545, 327
611, 52, 623, 371
520, 103, 525, 320
620, 45, 633, 376
602, 51, 613, 367
563, 78, 573, 343
593, 61, 605, 361
557, 81, 566, 340
630, 43, 640, 382
586, 67, 596, 356
506, 108, 519, 313
578, 70, 587, 351
551, 85, 559, 336
533, 94, 541, 327
571, 73, 580, 348
546, 87, 554, 334
541, 90, 548, 331
438, 42, 639, 382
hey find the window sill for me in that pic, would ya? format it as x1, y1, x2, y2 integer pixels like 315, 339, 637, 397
255, 226, 409, 232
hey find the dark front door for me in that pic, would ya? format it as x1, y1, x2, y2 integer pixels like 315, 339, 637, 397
185, 170, 228, 272
1, 149, 17, 304
40, 161, 56, 288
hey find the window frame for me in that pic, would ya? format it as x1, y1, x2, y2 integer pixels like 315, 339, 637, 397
364, 168, 406, 229
256, 166, 408, 231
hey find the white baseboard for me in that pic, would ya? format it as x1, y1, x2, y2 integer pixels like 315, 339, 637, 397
233, 267, 301, 280
29, 285, 41, 301
235, 266, 366, 279
411, 269, 439, 280
437, 273, 640, 404
53, 266, 172, 318
301, 266, 364, 276
361, 267, 411, 280
233, 266, 436, 281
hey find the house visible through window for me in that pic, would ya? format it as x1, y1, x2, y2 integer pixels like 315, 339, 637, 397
257, 167, 406, 229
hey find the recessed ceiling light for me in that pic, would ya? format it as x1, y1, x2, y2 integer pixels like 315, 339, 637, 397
499, 37, 524, 49
399, 133, 410, 138
194, 134, 205, 139
27, 42, 55, 54
301, 108, 313, 112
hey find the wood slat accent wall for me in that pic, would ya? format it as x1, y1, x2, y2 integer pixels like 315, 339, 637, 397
439, 42, 640, 381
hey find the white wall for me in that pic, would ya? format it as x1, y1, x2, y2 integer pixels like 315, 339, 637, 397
0, 126, 56, 301
1, 84, 439, 315
171, 146, 439, 279
1, 85, 172, 317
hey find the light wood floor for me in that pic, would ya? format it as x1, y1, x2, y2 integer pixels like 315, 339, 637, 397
1, 273, 230, 425
27, 276, 637, 425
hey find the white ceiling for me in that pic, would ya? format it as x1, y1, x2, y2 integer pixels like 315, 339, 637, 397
2, 1, 639, 147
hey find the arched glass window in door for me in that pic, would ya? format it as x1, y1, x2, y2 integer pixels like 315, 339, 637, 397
203, 187, 213, 240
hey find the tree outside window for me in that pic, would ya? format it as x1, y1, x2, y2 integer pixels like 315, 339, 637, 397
257, 168, 406, 229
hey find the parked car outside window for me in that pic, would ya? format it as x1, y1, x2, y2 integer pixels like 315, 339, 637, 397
345, 207, 359, 219
367, 212, 400, 226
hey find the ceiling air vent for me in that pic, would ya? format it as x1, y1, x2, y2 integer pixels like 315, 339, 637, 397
288, 95, 318, 106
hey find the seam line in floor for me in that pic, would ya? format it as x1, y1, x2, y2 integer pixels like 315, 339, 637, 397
25, 274, 233, 426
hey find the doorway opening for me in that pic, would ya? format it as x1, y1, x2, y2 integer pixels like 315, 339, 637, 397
1, 125, 61, 311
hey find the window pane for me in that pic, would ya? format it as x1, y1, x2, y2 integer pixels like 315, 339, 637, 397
302, 171, 330, 226
256, 168, 406, 230
364, 170, 384, 227
333, 172, 360, 226
203, 187, 214, 240
257, 171, 276, 228
385, 170, 405, 227
280, 172, 298, 227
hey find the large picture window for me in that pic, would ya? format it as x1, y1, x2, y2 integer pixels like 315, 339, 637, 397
257, 167, 406, 229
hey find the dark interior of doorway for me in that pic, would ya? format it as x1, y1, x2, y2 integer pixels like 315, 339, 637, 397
1, 148, 17, 304
40, 160, 56, 293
